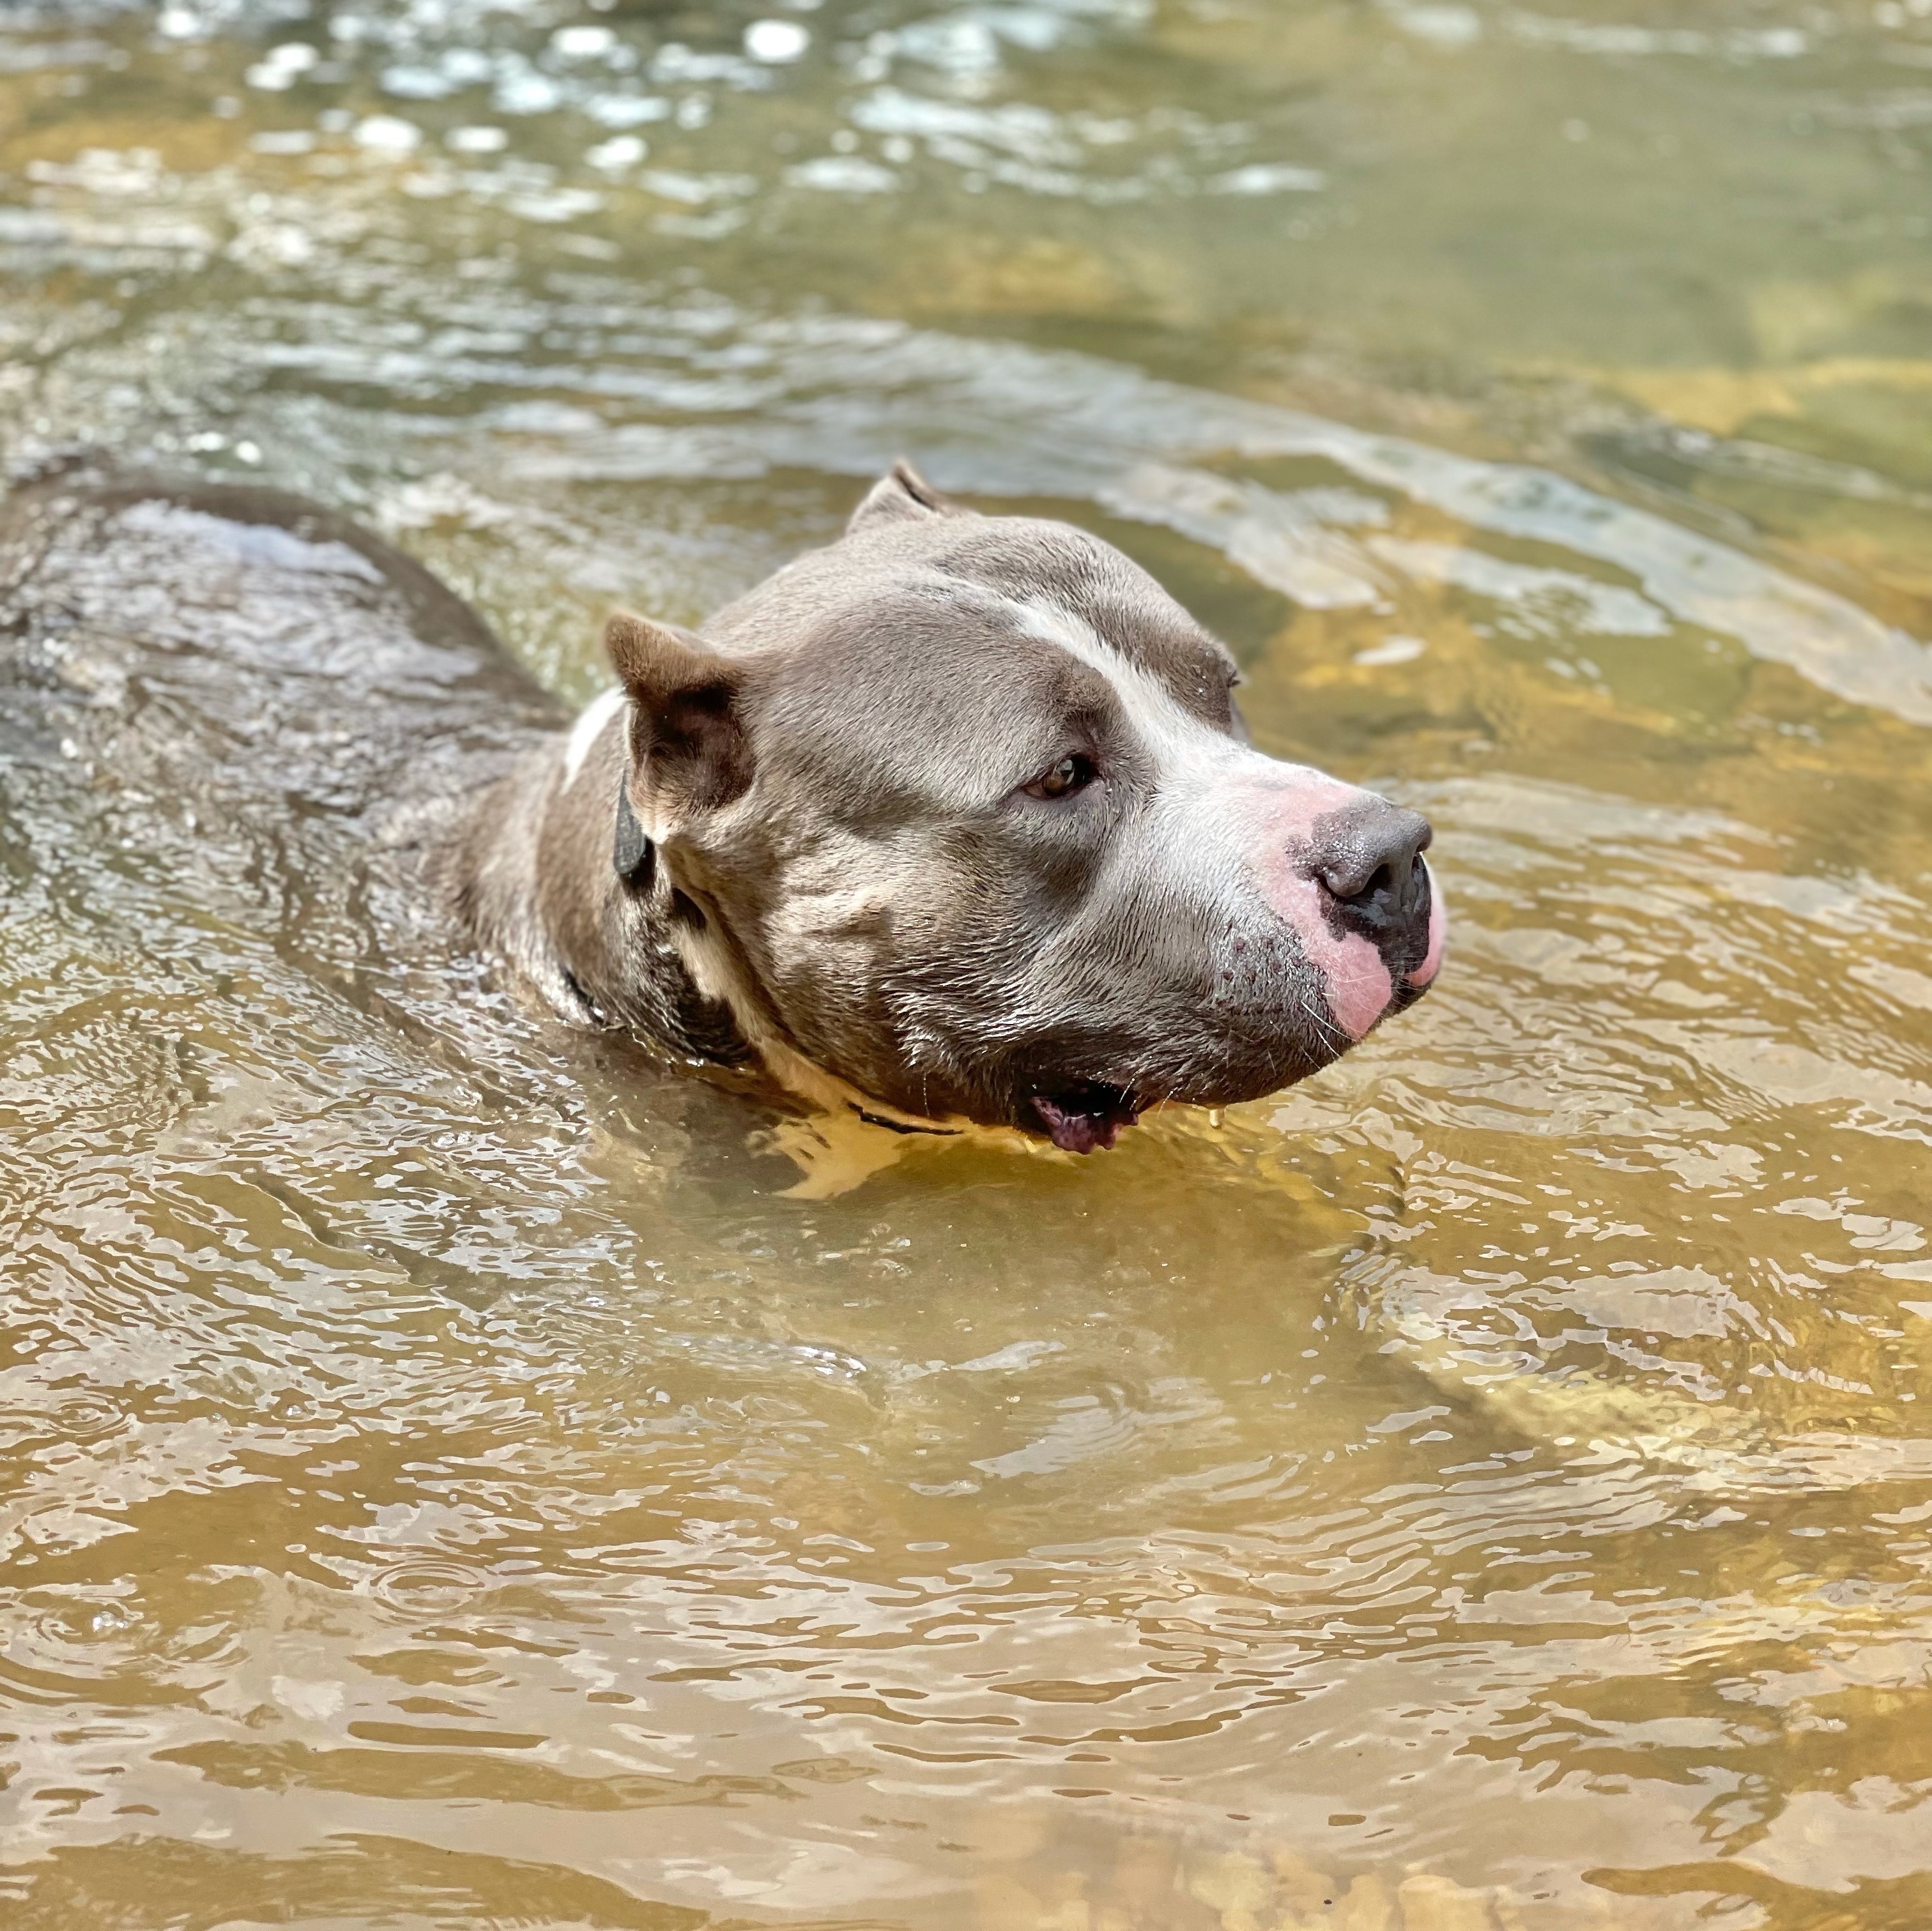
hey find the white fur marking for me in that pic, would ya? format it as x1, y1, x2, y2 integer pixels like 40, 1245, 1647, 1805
562, 685, 627, 792
1014, 597, 1288, 786
1012, 593, 1369, 937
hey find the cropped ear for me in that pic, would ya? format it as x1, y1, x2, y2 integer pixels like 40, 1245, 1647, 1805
845, 459, 969, 535
603, 611, 752, 824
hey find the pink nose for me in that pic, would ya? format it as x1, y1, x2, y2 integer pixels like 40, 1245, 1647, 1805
1248, 782, 1441, 1041
1304, 796, 1434, 940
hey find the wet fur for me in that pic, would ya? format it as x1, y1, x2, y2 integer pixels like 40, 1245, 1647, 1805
456, 463, 1436, 1140
0, 461, 1437, 1151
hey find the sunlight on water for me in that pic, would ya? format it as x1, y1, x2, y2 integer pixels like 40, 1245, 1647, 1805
3, 1, 1932, 1927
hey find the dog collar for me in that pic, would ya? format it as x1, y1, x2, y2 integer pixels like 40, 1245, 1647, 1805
612, 780, 655, 890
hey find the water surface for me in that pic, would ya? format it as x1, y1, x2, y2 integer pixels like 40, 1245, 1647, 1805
4, 1, 1932, 1925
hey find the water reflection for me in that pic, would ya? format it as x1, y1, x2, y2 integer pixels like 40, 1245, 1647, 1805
4, 1, 1932, 1927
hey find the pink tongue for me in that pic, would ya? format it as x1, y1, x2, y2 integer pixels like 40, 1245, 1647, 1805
1031, 1094, 1135, 1154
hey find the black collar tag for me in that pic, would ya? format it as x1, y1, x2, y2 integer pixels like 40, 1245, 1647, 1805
613, 781, 655, 890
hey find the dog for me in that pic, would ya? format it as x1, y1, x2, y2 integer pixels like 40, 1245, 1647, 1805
0, 461, 1442, 1153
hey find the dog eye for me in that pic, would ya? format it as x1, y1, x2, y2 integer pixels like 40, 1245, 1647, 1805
1024, 752, 1098, 800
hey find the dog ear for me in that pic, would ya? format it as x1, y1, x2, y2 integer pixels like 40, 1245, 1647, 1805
846, 459, 969, 534
603, 612, 752, 822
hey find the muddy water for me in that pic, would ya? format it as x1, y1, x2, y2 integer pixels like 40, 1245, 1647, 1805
4, 1, 1932, 1925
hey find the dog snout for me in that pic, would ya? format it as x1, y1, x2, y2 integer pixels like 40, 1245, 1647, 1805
1306, 798, 1434, 945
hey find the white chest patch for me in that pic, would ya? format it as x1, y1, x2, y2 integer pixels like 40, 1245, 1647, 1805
561, 684, 628, 792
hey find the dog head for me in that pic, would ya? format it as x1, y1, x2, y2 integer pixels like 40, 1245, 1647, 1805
604, 463, 1444, 1150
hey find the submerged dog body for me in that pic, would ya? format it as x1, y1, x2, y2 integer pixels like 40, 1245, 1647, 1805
0, 464, 1441, 1149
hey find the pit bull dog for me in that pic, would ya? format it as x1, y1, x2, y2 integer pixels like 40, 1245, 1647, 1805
452, 462, 1445, 1149
0, 462, 1443, 1152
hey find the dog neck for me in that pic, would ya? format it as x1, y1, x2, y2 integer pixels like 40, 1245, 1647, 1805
457, 690, 975, 1141
449, 698, 749, 1068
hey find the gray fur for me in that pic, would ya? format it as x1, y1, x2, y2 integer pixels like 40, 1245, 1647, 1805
0, 461, 1437, 1154
457, 463, 1439, 1146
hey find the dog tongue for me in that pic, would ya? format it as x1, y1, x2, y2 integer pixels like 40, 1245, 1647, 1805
1030, 1085, 1142, 1154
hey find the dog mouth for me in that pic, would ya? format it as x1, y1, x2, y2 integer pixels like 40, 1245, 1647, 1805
1028, 1081, 1145, 1154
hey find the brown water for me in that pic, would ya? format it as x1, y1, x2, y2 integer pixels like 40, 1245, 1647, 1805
4, 2, 1932, 1925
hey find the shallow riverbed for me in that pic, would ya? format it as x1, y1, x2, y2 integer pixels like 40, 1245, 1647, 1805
4, 2, 1932, 1925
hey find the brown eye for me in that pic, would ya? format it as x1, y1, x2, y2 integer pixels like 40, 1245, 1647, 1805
1024, 752, 1098, 800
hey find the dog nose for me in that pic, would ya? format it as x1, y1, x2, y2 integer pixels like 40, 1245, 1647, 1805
1307, 797, 1434, 942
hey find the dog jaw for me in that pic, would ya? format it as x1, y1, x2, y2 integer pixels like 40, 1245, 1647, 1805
1029, 1083, 1145, 1153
